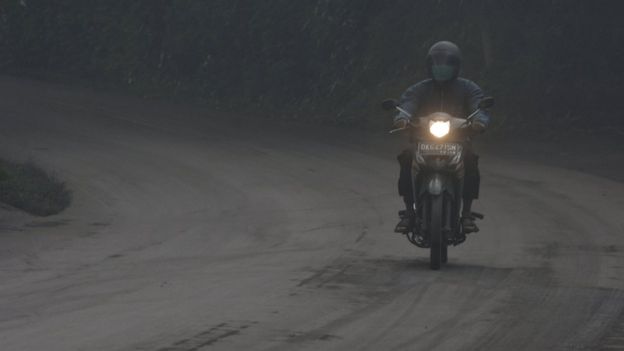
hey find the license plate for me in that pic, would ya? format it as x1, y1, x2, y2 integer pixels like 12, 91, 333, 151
418, 142, 463, 156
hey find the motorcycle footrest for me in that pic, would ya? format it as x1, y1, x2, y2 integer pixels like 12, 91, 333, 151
471, 212, 485, 220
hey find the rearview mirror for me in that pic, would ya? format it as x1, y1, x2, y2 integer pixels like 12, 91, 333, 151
479, 96, 495, 109
382, 99, 398, 111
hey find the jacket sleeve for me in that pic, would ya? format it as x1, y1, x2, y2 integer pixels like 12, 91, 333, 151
465, 80, 491, 127
394, 82, 424, 122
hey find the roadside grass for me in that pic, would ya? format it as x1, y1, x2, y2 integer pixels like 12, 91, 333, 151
0, 159, 71, 216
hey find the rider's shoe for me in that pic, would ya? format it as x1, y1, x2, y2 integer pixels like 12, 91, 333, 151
461, 216, 480, 234
394, 217, 411, 233
395, 210, 413, 234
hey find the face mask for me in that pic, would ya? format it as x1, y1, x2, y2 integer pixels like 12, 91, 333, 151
431, 65, 455, 82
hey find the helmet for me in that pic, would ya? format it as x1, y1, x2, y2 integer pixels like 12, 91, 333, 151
426, 41, 462, 83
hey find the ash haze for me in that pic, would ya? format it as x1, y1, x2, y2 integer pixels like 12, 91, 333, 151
0, 1, 623, 350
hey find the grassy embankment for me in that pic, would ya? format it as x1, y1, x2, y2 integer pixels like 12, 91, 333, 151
0, 159, 71, 216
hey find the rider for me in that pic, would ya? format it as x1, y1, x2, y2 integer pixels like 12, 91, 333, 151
393, 41, 491, 234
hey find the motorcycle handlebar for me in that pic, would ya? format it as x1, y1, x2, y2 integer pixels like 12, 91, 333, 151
389, 121, 478, 138
390, 103, 486, 134
389, 121, 419, 134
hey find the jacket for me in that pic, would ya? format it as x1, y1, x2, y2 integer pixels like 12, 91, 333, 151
395, 78, 491, 127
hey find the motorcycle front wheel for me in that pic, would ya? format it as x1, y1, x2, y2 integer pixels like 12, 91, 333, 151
429, 195, 443, 270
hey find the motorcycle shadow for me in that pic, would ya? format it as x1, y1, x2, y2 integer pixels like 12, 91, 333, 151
381, 256, 513, 276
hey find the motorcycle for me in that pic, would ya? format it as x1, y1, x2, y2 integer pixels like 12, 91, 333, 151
382, 97, 494, 270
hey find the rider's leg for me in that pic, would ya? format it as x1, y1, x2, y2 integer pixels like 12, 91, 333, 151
462, 151, 481, 233
403, 195, 415, 215
395, 150, 414, 233
462, 197, 474, 217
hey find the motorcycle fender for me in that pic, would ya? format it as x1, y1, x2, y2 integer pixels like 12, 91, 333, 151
421, 173, 456, 198
427, 174, 444, 196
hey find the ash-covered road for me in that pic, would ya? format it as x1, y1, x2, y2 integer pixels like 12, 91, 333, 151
0, 77, 623, 351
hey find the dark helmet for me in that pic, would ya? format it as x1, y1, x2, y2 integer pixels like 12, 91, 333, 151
426, 41, 462, 83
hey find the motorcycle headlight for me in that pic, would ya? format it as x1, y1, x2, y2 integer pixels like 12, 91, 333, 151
429, 120, 450, 138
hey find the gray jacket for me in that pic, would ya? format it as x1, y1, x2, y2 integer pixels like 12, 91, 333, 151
395, 78, 491, 126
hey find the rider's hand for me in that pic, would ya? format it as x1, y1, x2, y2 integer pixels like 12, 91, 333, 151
393, 118, 409, 129
471, 120, 486, 133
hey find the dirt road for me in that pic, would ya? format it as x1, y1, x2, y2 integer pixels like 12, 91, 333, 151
1, 77, 623, 350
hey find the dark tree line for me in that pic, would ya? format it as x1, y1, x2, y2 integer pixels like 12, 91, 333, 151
1, 0, 623, 132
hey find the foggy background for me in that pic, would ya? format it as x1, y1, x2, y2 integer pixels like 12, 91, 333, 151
2, 0, 624, 133
1, 2, 624, 351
